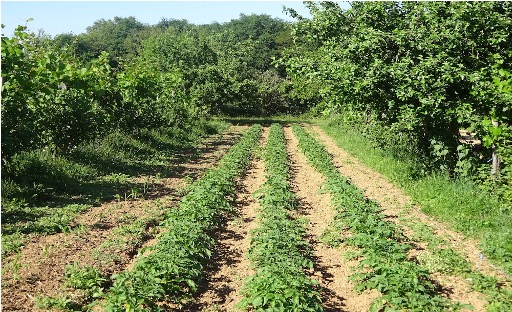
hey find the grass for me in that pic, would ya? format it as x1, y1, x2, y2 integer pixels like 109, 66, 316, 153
317, 117, 512, 276
92, 203, 164, 270
1, 119, 229, 257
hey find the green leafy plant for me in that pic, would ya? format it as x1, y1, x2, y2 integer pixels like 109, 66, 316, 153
292, 124, 456, 311
104, 125, 262, 311
64, 262, 107, 299
239, 124, 323, 312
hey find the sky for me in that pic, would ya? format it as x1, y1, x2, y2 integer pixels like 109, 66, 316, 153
1, 1, 324, 37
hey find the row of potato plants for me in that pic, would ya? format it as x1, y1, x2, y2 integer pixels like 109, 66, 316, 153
239, 124, 324, 311
291, 124, 457, 311
104, 124, 263, 311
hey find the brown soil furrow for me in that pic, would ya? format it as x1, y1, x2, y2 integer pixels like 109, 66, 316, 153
122, 126, 251, 272
180, 127, 269, 312
1, 126, 248, 312
309, 125, 489, 311
285, 125, 381, 312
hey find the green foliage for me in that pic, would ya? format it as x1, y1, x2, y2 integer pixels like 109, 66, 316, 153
34, 296, 80, 311
135, 14, 296, 117
0, 116, 226, 259
478, 64, 512, 204
116, 59, 199, 131
1, 23, 204, 160
75, 16, 147, 64
4, 149, 96, 197
105, 125, 262, 311
2, 202, 89, 236
1, 25, 106, 158
93, 206, 164, 269
64, 262, 106, 299
1, 232, 25, 257
239, 124, 323, 312
416, 248, 471, 276
282, 1, 512, 188
1, 14, 295, 178
221, 14, 291, 71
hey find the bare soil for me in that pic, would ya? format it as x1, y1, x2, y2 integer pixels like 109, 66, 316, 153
1, 126, 248, 312
285, 126, 381, 312
179, 127, 269, 312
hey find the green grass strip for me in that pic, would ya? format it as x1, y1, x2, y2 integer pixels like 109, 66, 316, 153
292, 124, 457, 311
105, 125, 262, 312
238, 124, 323, 312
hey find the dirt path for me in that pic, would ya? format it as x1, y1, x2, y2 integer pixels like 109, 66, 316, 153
285, 126, 381, 312
309, 125, 489, 311
179, 127, 269, 312
1, 126, 248, 312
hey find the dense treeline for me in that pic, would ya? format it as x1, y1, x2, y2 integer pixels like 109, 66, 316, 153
2, 14, 294, 159
2, 4, 511, 204
51, 14, 296, 116
281, 1, 512, 201
1, 14, 297, 203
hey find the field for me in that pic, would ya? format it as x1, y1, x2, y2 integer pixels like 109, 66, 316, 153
2, 3, 512, 310
2, 122, 511, 312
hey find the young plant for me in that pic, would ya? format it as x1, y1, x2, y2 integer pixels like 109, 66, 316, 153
239, 124, 323, 312
292, 124, 456, 311
104, 125, 263, 311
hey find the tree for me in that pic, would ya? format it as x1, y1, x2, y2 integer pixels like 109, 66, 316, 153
75, 16, 147, 64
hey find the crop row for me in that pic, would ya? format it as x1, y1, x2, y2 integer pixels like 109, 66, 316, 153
104, 124, 263, 311
292, 124, 455, 311
239, 124, 323, 311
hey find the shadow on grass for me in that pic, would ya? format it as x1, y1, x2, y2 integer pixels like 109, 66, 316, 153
1, 122, 231, 238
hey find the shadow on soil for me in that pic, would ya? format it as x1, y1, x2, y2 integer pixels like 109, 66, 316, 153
177, 167, 253, 311
222, 116, 308, 127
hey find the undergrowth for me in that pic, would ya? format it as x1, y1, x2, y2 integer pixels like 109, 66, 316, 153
0, 120, 228, 257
